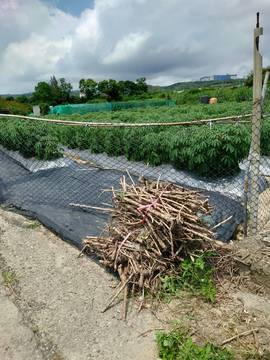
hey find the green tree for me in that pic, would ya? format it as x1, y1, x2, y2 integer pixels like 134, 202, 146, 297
136, 77, 148, 94
32, 77, 72, 105
50, 76, 61, 104
59, 78, 72, 103
32, 82, 53, 103
16, 95, 29, 104
79, 79, 97, 100
118, 80, 137, 97
97, 79, 121, 101
5, 96, 14, 101
245, 66, 270, 87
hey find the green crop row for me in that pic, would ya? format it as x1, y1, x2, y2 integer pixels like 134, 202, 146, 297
0, 121, 60, 160
0, 101, 269, 178
53, 124, 253, 177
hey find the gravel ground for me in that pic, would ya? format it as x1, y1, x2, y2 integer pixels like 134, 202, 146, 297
0, 208, 159, 360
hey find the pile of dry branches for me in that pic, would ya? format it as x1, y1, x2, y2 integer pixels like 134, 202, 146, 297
83, 176, 228, 316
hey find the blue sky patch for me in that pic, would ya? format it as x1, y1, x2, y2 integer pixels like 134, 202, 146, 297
44, 0, 94, 16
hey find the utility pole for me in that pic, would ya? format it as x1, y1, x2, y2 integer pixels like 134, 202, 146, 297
248, 12, 263, 236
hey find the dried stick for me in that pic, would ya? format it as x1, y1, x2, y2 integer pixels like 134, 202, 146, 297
101, 274, 133, 313
70, 203, 114, 212
212, 216, 233, 230
220, 328, 259, 346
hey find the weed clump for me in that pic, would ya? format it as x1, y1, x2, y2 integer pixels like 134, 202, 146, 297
156, 329, 234, 360
161, 252, 216, 302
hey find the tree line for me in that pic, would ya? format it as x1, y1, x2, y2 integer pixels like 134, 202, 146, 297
4, 76, 149, 107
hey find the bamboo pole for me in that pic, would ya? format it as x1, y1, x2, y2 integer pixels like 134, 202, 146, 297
0, 112, 253, 128
248, 12, 263, 236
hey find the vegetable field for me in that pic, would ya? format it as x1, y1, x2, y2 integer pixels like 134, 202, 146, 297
0, 101, 270, 178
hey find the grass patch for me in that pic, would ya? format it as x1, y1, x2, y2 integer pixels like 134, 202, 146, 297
2, 270, 17, 286
156, 328, 234, 360
26, 221, 41, 230
160, 252, 216, 302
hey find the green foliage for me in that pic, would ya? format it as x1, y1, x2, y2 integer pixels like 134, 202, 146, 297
16, 95, 29, 104
25, 221, 40, 229
0, 120, 61, 160
33, 82, 53, 104
1, 101, 268, 175
5, 96, 15, 101
59, 78, 73, 103
79, 79, 98, 100
2, 271, 17, 286
244, 67, 270, 87
261, 118, 270, 156
0, 99, 31, 115
32, 77, 72, 105
39, 103, 50, 115
98, 79, 122, 101
35, 135, 62, 160
156, 329, 234, 360
161, 252, 216, 302
170, 125, 250, 177
174, 86, 252, 105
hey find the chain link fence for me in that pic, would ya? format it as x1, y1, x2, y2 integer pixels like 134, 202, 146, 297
0, 103, 269, 248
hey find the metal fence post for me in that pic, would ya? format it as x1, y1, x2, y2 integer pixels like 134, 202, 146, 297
248, 13, 263, 236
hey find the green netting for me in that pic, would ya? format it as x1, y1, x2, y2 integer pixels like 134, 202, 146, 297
49, 99, 176, 115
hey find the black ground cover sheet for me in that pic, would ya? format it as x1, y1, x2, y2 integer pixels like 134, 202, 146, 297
0, 151, 245, 248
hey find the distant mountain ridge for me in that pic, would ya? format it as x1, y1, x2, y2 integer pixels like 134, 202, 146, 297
149, 78, 245, 91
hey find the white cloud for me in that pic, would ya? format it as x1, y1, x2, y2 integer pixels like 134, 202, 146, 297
0, 0, 270, 93
2, 34, 72, 77
103, 32, 151, 65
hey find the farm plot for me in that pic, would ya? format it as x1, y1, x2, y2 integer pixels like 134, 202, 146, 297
0, 101, 269, 245
2, 102, 270, 178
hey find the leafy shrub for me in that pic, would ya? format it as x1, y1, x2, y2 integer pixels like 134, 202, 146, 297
0, 99, 31, 115
39, 103, 50, 115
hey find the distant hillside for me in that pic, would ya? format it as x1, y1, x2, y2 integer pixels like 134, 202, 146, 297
0, 92, 33, 97
149, 78, 245, 92
0, 90, 80, 97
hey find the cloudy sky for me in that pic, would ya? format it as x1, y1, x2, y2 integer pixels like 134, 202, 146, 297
0, 0, 270, 94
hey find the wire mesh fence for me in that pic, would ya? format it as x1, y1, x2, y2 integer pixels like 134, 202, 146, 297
0, 107, 269, 247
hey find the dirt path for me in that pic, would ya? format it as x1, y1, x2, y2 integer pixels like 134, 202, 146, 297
1, 208, 270, 360
0, 209, 159, 360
